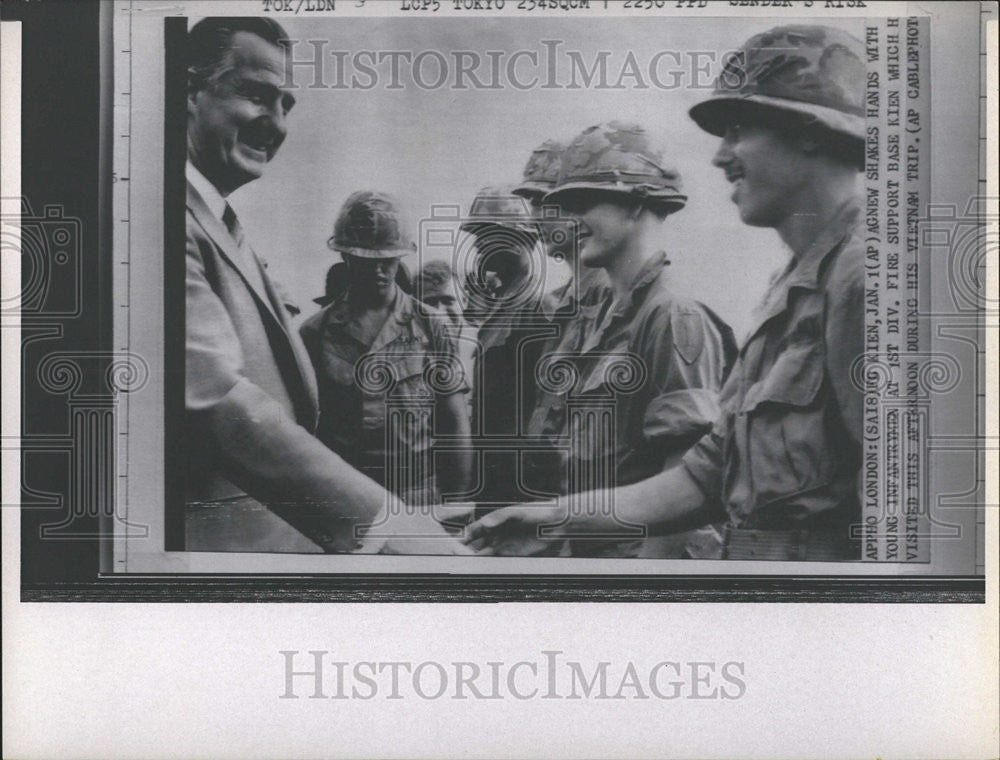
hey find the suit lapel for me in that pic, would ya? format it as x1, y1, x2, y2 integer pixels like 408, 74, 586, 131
258, 261, 320, 411
187, 182, 283, 325
187, 182, 319, 423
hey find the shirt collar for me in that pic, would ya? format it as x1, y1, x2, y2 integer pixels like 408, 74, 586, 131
186, 162, 227, 221
781, 199, 862, 292
542, 267, 611, 319
747, 197, 862, 340
327, 287, 412, 327
609, 250, 670, 318
628, 250, 670, 293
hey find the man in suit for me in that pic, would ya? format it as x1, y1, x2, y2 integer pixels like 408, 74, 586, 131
184, 17, 467, 554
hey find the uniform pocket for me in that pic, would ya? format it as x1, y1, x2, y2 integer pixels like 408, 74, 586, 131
741, 339, 824, 413
372, 351, 434, 454
388, 352, 432, 400
741, 338, 834, 509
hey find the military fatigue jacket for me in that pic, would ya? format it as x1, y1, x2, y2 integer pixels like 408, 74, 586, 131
299, 290, 466, 505
681, 201, 865, 535
538, 266, 611, 330
466, 273, 553, 507
529, 251, 737, 500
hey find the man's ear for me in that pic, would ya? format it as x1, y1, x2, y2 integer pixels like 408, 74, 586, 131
187, 72, 199, 115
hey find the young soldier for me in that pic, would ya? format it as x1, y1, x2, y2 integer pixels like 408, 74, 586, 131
414, 260, 464, 329
414, 260, 476, 413
514, 139, 613, 513
513, 138, 611, 346
299, 191, 472, 509
522, 122, 737, 558
468, 27, 866, 561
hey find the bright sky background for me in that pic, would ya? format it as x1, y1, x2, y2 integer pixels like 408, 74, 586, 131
229, 16, 864, 339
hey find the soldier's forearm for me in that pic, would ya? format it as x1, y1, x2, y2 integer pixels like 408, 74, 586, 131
556, 465, 709, 537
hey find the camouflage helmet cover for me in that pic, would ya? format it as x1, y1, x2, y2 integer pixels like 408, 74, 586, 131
512, 139, 566, 200
544, 121, 687, 215
689, 25, 866, 140
459, 185, 540, 236
328, 190, 416, 259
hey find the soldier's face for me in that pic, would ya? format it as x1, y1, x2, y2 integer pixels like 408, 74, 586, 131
344, 254, 400, 300
711, 122, 808, 228
528, 196, 577, 264
559, 194, 635, 269
187, 32, 295, 196
421, 279, 463, 326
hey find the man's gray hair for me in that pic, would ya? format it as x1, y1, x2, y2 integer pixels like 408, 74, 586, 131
187, 17, 290, 91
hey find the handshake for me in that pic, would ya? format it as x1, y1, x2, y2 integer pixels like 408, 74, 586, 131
371, 500, 565, 556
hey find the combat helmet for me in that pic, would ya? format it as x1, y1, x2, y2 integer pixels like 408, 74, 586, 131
459, 185, 540, 237
513, 139, 566, 202
544, 121, 686, 216
689, 25, 865, 141
328, 190, 416, 258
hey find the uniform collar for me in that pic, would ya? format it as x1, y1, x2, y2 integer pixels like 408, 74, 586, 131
541, 278, 572, 320
610, 250, 670, 318
579, 251, 669, 354
748, 197, 862, 341
542, 267, 610, 320
782, 199, 862, 292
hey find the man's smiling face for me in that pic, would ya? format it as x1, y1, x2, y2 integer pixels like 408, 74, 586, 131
187, 31, 295, 195
711, 120, 807, 229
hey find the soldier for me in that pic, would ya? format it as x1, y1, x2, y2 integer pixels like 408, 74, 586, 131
414, 260, 465, 330
460, 187, 549, 510
519, 122, 736, 558
512, 138, 611, 332
299, 191, 472, 509
468, 26, 867, 561
414, 260, 476, 408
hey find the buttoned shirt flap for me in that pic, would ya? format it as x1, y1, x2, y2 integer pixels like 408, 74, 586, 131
382, 350, 432, 399
578, 351, 639, 396
740, 335, 826, 414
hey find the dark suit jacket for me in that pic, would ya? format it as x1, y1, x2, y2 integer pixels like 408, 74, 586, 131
185, 181, 384, 552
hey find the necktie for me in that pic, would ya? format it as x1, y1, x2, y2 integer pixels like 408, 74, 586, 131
222, 203, 245, 248
222, 206, 319, 418
221, 203, 270, 309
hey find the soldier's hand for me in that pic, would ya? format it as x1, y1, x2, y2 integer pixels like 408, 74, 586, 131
433, 501, 477, 530
463, 503, 563, 557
